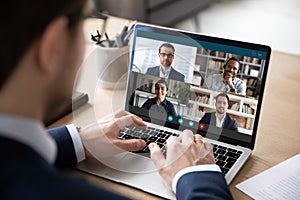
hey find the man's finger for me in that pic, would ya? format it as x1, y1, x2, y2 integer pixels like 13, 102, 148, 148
114, 139, 146, 152
181, 130, 194, 145
110, 114, 146, 133
194, 134, 204, 144
114, 110, 131, 118
166, 135, 179, 146
149, 143, 166, 169
130, 115, 147, 128
98, 110, 130, 125
96, 111, 124, 125
199, 142, 214, 160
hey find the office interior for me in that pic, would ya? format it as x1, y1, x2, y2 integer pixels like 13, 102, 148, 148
92, 0, 299, 136
94, 0, 300, 56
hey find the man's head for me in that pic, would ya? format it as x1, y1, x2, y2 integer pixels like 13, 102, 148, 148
223, 57, 240, 79
155, 79, 168, 102
0, 0, 88, 89
158, 43, 175, 68
215, 93, 229, 115
0, 0, 90, 120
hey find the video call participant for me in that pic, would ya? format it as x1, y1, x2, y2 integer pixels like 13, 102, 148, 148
146, 43, 185, 82
141, 79, 177, 116
0, 0, 233, 199
204, 57, 246, 95
199, 93, 238, 132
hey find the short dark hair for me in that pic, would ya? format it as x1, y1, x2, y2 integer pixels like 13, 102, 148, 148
159, 43, 175, 54
224, 57, 240, 69
216, 93, 229, 104
0, 0, 86, 90
155, 79, 168, 90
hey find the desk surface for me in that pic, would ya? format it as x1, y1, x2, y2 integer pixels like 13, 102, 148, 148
49, 16, 300, 200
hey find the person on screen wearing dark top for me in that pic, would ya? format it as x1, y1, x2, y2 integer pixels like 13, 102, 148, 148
146, 43, 185, 82
200, 93, 238, 132
0, 0, 233, 199
141, 79, 177, 116
204, 57, 246, 95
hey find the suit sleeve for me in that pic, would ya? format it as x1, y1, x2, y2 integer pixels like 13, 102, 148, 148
232, 120, 238, 132
169, 103, 177, 116
141, 99, 150, 109
145, 66, 155, 76
145, 68, 150, 74
47, 126, 77, 168
227, 116, 239, 132
176, 171, 233, 200
199, 113, 210, 125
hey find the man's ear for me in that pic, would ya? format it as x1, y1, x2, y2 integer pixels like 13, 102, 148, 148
36, 16, 69, 74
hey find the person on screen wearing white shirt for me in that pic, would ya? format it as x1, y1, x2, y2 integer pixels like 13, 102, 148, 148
204, 57, 246, 95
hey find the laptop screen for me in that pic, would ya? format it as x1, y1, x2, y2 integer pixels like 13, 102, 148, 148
125, 24, 271, 149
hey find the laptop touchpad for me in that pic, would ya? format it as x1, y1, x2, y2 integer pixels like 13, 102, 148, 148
99, 152, 157, 174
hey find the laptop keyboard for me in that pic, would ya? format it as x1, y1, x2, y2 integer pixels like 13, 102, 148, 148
213, 144, 242, 174
118, 126, 243, 175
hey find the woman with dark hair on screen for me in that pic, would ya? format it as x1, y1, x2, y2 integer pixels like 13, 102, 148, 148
141, 79, 177, 116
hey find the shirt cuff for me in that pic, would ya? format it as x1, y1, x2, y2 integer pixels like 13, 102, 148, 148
172, 164, 221, 193
66, 124, 86, 163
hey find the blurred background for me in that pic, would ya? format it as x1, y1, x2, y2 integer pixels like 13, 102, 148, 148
94, 0, 300, 55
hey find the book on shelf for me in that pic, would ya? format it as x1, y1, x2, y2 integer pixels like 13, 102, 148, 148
250, 69, 259, 77
197, 95, 209, 104
230, 103, 254, 115
246, 89, 254, 96
208, 60, 222, 69
241, 105, 253, 114
245, 56, 252, 63
252, 58, 260, 64
247, 78, 258, 87
230, 115, 246, 129
245, 118, 252, 129
209, 51, 226, 58
194, 95, 200, 103
252, 79, 258, 87
229, 114, 253, 130
247, 106, 253, 114
209, 50, 217, 56
244, 64, 249, 75
192, 71, 202, 86
198, 110, 205, 119
242, 105, 246, 113
247, 78, 254, 86
230, 102, 240, 111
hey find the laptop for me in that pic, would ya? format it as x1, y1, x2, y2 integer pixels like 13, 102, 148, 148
77, 23, 271, 199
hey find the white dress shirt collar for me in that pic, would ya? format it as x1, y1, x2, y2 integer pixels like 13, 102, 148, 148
0, 114, 57, 164
159, 65, 172, 79
215, 113, 226, 128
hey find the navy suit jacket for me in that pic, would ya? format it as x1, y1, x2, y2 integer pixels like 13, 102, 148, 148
176, 171, 233, 200
141, 97, 177, 116
199, 112, 239, 132
146, 66, 185, 82
0, 126, 129, 200
0, 126, 233, 200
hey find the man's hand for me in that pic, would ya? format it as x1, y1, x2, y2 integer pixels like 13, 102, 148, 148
224, 73, 235, 89
79, 110, 147, 159
149, 130, 215, 188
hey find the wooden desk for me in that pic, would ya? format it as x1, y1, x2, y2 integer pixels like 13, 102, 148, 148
49, 17, 300, 199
